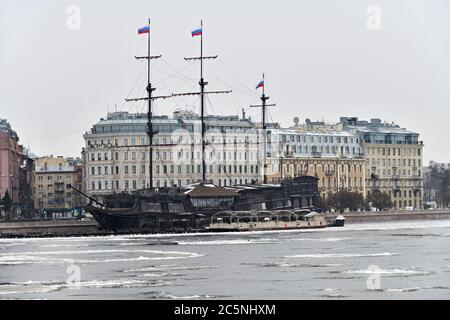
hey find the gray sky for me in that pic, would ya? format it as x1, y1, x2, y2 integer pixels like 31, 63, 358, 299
1, 0, 449, 164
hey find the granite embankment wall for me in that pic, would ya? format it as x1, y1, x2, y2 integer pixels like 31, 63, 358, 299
1, 210, 450, 238
325, 209, 450, 224
0, 220, 100, 238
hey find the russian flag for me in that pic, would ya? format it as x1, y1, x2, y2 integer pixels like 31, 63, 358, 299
256, 80, 264, 90
138, 26, 150, 35
191, 28, 202, 37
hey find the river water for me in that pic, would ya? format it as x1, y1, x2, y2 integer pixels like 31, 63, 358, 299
0, 219, 449, 300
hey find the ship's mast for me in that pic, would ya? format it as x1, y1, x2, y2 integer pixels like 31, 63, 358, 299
146, 19, 155, 189
199, 20, 206, 182
173, 20, 231, 183
251, 74, 276, 184
126, 19, 170, 189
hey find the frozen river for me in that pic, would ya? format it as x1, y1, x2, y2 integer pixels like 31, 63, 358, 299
1, 219, 449, 299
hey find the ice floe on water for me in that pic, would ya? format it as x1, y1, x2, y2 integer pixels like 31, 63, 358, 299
0, 249, 204, 265
0, 254, 63, 265
0, 278, 173, 296
341, 268, 432, 276
175, 237, 352, 246
123, 264, 220, 273
142, 292, 224, 299
371, 287, 421, 293
285, 252, 402, 259
241, 262, 343, 268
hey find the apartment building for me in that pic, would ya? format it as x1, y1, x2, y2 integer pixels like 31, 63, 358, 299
265, 129, 366, 201
340, 117, 424, 209
33, 156, 79, 215
83, 111, 264, 202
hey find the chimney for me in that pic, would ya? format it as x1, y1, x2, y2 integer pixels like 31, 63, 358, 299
242, 108, 246, 121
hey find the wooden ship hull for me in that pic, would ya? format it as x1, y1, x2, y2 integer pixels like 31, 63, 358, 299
84, 177, 322, 233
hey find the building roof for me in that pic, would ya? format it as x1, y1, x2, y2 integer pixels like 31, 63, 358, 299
0, 118, 18, 140
346, 124, 417, 135
87, 111, 259, 135
182, 183, 238, 198
269, 128, 355, 137
340, 117, 418, 135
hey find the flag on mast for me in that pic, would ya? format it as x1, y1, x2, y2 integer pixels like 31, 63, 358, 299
138, 25, 150, 34
191, 27, 203, 37
256, 80, 264, 90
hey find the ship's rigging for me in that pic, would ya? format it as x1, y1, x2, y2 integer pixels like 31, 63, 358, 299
119, 20, 287, 189
172, 20, 231, 182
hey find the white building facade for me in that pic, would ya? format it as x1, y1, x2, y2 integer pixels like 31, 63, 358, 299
83, 111, 264, 201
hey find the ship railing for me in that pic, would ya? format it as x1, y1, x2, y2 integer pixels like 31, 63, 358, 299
210, 210, 306, 225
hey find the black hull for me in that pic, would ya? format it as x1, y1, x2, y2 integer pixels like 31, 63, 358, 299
89, 205, 208, 233
86, 176, 322, 234
333, 220, 345, 227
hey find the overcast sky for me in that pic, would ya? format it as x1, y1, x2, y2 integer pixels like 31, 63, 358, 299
1, 0, 449, 164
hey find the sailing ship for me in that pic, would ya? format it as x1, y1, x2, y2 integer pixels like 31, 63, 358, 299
75, 19, 323, 233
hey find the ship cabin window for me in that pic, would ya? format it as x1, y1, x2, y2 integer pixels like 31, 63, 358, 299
141, 202, 163, 213
191, 197, 234, 209
168, 203, 185, 213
